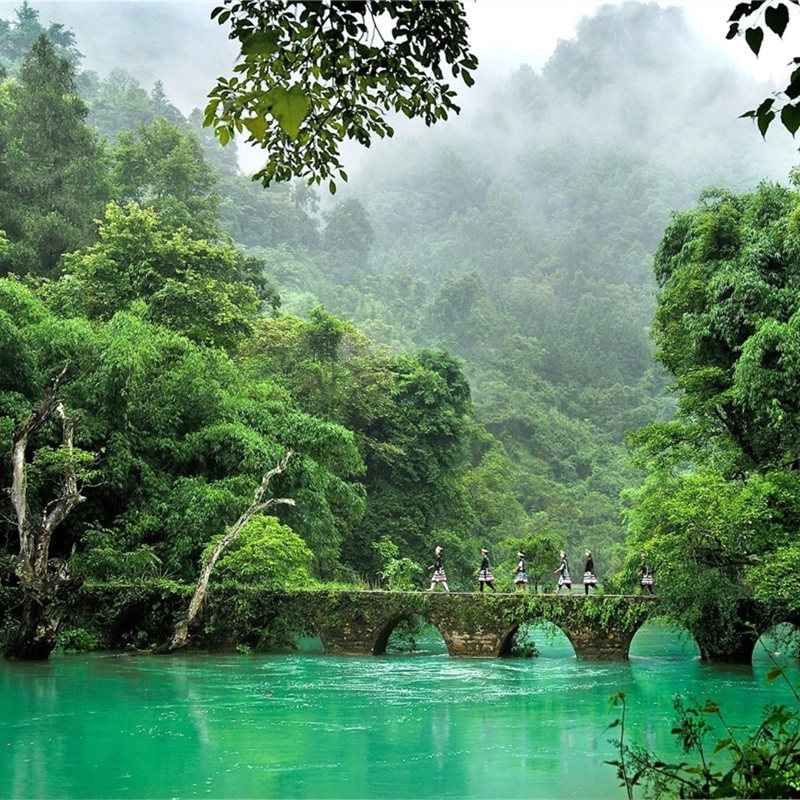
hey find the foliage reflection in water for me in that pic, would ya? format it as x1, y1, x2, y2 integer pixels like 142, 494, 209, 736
0, 621, 798, 799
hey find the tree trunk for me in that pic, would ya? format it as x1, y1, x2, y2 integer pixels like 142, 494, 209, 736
160, 451, 295, 654
5, 369, 86, 660
14, 596, 65, 660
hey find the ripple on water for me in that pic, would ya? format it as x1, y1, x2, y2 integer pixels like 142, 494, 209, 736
2, 647, 799, 800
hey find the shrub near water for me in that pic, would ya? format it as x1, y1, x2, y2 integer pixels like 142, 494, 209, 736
608, 651, 800, 799
211, 516, 314, 587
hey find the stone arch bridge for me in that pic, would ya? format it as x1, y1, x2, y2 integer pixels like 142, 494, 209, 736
259, 590, 658, 660
248, 590, 792, 662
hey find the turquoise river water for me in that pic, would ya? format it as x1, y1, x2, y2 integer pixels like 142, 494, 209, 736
1, 620, 798, 799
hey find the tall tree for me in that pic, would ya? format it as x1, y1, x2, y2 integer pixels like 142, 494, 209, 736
0, 35, 109, 277
111, 118, 221, 238
623, 179, 800, 651
0, 1, 81, 74
53, 202, 260, 351
5, 368, 93, 660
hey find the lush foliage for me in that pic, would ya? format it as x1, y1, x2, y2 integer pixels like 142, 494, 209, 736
0, 7, 501, 629
0, 0, 80, 74
622, 180, 800, 652
0, 34, 109, 276
3, 0, 800, 658
212, 516, 314, 587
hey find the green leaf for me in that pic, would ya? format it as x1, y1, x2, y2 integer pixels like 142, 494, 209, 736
786, 69, 800, 99
729, 2, 758, 23
781, 103, 800, 134
242, 116, 268, 142
758, 108, 775, 137
766, 665, 785, 683
765, 4, 789, 37
745, 26, 764, 55
263, 85, 311, 139
712, 736, 733, 754
757, 97, 776, 114
241, 30, 281, 57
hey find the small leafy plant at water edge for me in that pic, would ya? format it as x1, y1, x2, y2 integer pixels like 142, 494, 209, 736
56, 627, 102, 654
606, 662, 800, 799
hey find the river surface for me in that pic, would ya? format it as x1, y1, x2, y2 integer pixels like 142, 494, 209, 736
1, 621, 798, 799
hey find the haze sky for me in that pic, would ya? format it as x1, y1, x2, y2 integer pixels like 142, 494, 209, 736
5, 1, 795, 105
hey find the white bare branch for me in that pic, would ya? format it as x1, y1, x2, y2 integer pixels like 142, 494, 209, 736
163, 450, 295, 653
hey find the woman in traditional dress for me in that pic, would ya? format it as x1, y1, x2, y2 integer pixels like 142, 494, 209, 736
640, 553, 655, 595
477, 548, 496, 592
513, 551, 528, 593
553, 550, 573, 595
583, 549, 598, 595
427, 545, 450, 592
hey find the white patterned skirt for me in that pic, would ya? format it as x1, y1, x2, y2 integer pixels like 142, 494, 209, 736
432, 569, 448, 583
583, 571, 598, 586
479, 569, 495, 583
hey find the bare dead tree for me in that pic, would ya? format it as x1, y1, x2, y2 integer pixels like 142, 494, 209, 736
161, 450, 295, 653
6, 368, 87, 660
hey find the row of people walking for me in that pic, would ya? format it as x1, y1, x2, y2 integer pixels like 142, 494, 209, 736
427, 546, 655, 594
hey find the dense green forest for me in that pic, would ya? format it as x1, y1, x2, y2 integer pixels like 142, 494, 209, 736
1, 1, 799, 657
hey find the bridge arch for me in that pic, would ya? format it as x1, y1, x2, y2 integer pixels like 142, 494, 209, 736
628, 617, 700, 660
372, 612, 449, 656
498, 619, 576, 659
299, 590, 660, 659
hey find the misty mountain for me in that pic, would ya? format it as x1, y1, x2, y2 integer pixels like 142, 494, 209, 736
4, 0, 797, 565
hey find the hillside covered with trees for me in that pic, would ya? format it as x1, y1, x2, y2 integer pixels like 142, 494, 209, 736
0, 0, 798, 657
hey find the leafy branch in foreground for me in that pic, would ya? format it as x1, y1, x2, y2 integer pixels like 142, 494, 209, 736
205, 0, 477, 191
727, 0, 800, 136
607, 647, 800, 798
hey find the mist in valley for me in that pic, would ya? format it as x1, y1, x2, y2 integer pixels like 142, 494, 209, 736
1, 0, 798, 575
